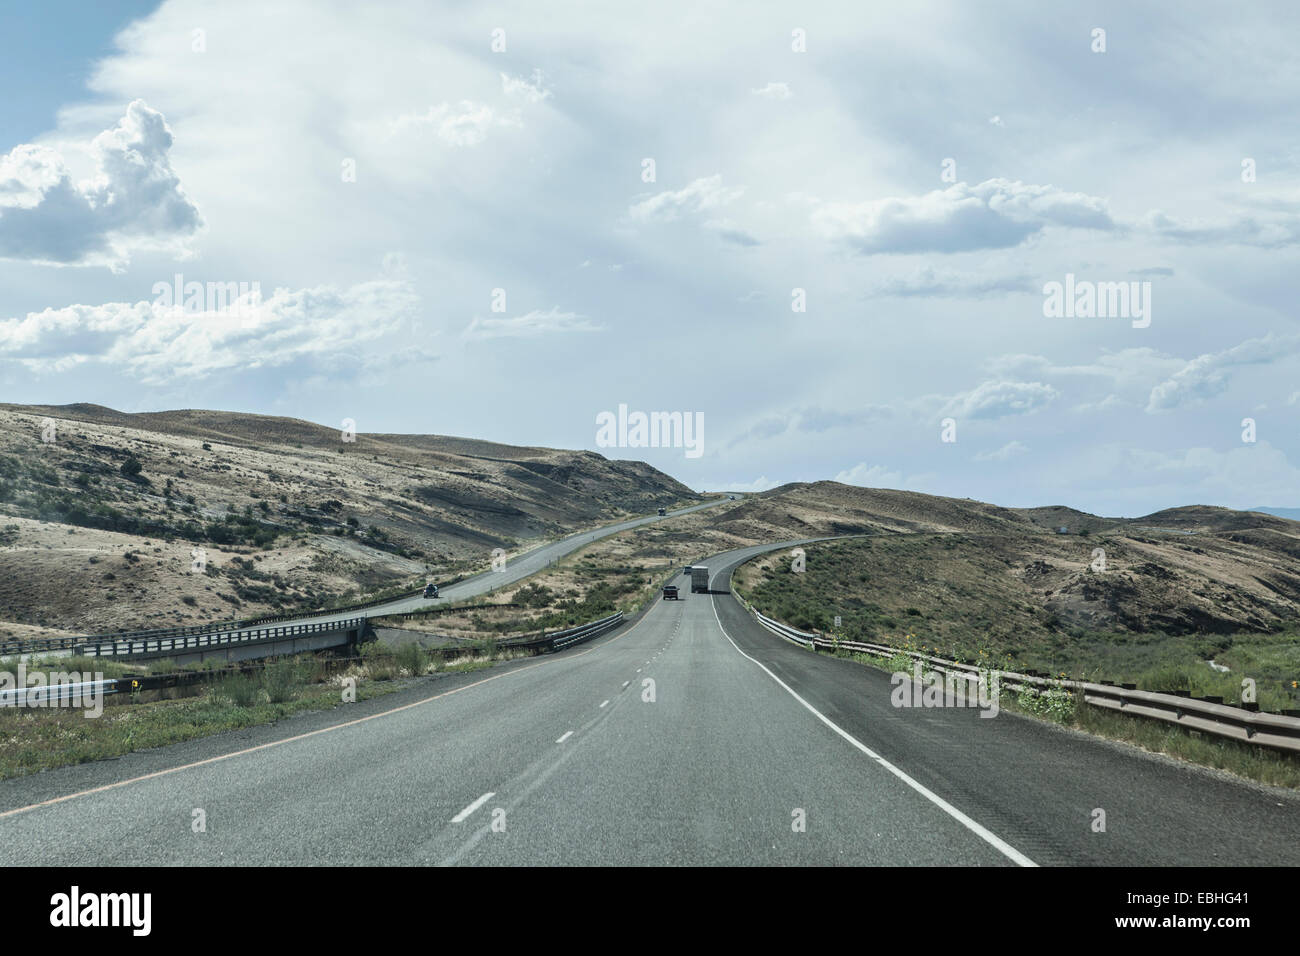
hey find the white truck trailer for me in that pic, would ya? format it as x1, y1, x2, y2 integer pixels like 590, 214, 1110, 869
689, 566, 709, 594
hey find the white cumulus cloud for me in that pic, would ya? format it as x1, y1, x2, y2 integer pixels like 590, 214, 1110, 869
0, 100, 202, 269
811, 178, 1114, 254
628, 175, 743, 224
0, 278, 417, 383
501, 70, 552, 103
943, 380, 1059, 419
1146, 333, 1300, 412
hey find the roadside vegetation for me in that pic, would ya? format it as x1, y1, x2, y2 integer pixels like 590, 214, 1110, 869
850, 644, 1300, 788
0, 633, 550, 781
735, 536, 1300, 714
736, 536, 1300, 787
0, 638, 503, 781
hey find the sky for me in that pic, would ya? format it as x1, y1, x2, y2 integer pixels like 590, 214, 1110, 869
1, 0, 1298, 516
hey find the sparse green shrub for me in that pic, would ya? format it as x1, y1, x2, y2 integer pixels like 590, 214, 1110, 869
216, 673, 261, 707
1017, 680, 1076, 722
394, 642, 427, 677
261, 659, 305, 702
360, 641, 399, 681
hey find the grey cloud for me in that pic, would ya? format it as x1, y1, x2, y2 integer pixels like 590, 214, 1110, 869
0, 100, 202, 269
1141, 210, 1300, 248
628, 175, 743, 224
1146, 333, 1300, 412
812, 179, 1114, 255
943, 380, 1059, 420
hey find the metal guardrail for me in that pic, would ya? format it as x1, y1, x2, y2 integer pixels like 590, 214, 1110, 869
0, 610, 625, 713
370, 611, 625, 657
375, 602, 523, 622
747, 608, 1300, 754
69, 615, 367, 661
0, 678, 119, 707
0, 591, 420, 657
546, 612, 624, 651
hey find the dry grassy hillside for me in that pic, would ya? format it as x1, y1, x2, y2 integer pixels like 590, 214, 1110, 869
722, 483, 1300, 637
0, 403, 697, 637
722, 485, 1300, 708
458, 481, 1300, 645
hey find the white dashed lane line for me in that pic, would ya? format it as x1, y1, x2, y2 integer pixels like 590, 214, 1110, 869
451, 792, 495, 824
556, 731, 574, 744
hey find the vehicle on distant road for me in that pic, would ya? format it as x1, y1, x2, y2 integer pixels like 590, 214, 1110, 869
657, 507, 666, 516
662, 585, 679, 600
689, 566, 709, 593
422, 583, 439, 598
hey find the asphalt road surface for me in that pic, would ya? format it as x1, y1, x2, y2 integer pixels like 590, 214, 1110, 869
3, 540, 1297, 865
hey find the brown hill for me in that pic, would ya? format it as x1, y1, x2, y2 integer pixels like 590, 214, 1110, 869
729, 482, 1300, 641
0, 403, 697, 635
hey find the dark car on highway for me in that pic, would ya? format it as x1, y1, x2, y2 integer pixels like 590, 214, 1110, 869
422, 583, 439, 598
662, 585, 679, 600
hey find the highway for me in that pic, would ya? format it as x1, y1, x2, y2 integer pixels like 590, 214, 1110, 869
357, 495, 731, 617
1, 496, 732, 660
2, 540, 1298, 865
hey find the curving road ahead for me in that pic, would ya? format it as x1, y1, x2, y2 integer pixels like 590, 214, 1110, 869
66, 496, 734, 652
2, 539, 1297, 865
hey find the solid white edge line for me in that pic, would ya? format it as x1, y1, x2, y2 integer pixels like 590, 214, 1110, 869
709, 594, 1038, 868
556, 730, 574, 744
451, 791, 495, 824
